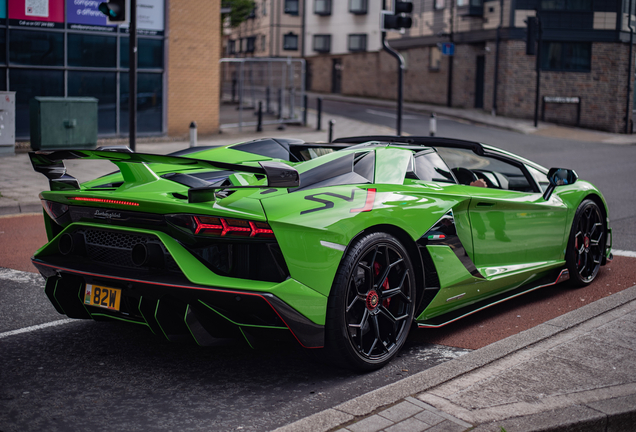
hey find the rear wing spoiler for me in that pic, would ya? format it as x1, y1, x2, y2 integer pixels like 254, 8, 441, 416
29, 148, 299, 199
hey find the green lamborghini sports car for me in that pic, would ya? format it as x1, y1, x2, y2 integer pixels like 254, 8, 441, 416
29, 135, 612, 370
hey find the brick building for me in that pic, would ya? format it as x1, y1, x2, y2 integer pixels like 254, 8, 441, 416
224, 0, 304, 58
301, 0, 636, 134
5, 0, 220, 140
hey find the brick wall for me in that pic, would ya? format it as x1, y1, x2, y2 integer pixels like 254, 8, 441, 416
450, 43, 486, 109
496, 40, 634, 133
306, 39, 634, 133
307, 56, 335, 93
167, 0, 220, 136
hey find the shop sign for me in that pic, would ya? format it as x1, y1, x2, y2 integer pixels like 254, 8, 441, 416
67, 0, 117, 32
120, 0, 164, 36
9, 0, 64, 28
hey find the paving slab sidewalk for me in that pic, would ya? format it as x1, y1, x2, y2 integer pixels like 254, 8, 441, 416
274, 285, 636, 432
0, 110, 394, 215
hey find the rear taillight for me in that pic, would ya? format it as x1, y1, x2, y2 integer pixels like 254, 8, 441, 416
67, 197, 139, 206
42, 200, 69, 221
167, 215, 274, 239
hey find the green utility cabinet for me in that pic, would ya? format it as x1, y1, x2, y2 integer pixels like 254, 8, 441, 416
30, 97, 98, 150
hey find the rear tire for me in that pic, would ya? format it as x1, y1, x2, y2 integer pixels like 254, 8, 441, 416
565, 199, 606, 288
324, 232, 415, 371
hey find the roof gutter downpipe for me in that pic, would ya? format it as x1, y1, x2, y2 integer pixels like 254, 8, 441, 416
492, 0, 504, 116
382, 0, 405, 136
626, 0, 634, 134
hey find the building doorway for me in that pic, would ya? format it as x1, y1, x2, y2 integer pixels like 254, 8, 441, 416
332, 59, 342, 94
475, 55, 485, 109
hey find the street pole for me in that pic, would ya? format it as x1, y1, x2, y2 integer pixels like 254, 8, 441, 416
533, 11, 541, 128
129, 0, 137, 151
382, 0, 404, 136
447, 1, 454, 108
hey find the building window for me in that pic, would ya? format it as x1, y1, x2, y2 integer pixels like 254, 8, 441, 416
284, 33, 299, 51
248, 6, 256, 18
540, 42, 591, 71
315, 0, 332, 15
121, 38, 164, 69
246, 37, 256, 53
261, 35, 267, 52
285, 0, 299, 15
348, 34, 367, 52
68, 71, 117, 134
68, 34, 117, 68
467, 0, 483, 15
349, 0, 367, 14
435, 0, 445, 9
541, 0, 592, 11
9, 30, 64, 66
262, 0, 267, 16
313, 34, 331, 53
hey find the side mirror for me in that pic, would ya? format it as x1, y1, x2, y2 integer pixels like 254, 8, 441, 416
543, 168, 578, 200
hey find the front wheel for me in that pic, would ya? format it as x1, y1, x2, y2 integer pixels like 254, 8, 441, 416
565, 199, 606, 287
325, 232, 415, 371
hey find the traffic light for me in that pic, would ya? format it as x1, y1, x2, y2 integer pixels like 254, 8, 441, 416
99, 0, 126, 23
381, 1, 413, 31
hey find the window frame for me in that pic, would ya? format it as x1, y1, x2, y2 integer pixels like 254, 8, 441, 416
313, 34, 331, 53
540, 41, 591, 72
284, 0, 299, 15
540, 0, 592, 11
283, 32, 299, 51
314, 0, 332, 16
349, 0, 368, 14
347, 34, 367, 52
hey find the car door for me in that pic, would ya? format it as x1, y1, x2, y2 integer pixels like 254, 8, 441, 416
436, 147, 569, 272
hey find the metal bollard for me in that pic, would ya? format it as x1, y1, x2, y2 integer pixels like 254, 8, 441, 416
303, 95, 308, 126
278, 88, 283, 119
257, 101, 263, 132
328, 119, 335, 143
316, 98, 322, 131
429, 113, 437, 137
266, 87, 271, 114
189, 121, 197, 147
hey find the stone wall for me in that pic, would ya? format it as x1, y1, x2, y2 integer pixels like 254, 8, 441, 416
306, 39, 634, 133
497, 40, 634, 133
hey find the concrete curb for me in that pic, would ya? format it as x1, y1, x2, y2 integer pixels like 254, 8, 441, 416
0, 201, 42, 216
272, 285, 636, 432
306, 92, 539, 136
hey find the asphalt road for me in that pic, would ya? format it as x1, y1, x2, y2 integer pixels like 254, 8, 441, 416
1, 107, 635, 431
1, 211, 635, 431
321, 99, 636, 251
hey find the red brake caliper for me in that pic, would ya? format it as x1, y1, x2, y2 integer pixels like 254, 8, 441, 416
374, 262, 391, 308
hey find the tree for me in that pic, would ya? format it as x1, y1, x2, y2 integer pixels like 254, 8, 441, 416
222, 0, 256, 28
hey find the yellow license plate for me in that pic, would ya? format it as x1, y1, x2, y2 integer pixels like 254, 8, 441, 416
84, 284, 121, 311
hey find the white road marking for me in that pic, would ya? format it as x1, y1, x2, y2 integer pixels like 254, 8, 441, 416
0, 268, 42, 283
613, 250, 636, 258
0, 319, 75, 340
366, 109, 419, 120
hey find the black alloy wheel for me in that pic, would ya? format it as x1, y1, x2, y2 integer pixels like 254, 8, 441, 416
566, 199, 606, 287
325, 232, 415, 370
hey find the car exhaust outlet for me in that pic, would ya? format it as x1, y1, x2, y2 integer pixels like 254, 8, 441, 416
131, 243, 164, 267
131, 243, 148, 267
58, 233, 74, 255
